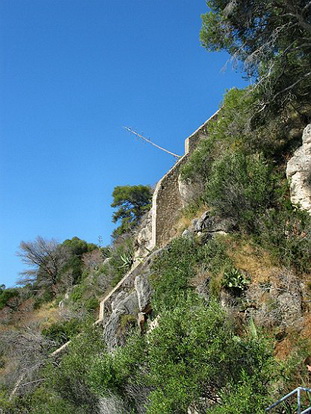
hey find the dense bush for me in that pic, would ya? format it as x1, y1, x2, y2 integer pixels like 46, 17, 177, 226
88, 298, 276, 414
258, 204, 311, 274
0, 288, 20, 310
151, 236, 233, 311
42, 319, 82, 348
205, 151, 274, 231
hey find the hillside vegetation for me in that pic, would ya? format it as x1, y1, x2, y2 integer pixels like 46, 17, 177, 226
1, 1, 311, 413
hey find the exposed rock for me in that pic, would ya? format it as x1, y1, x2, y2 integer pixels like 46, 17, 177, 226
286, 123, 311, 214
98, 395, 127, 414
194, 211, 234, 234
137, 312, 146, 332
134, 273, 152, 313
113, 290, 138, 315
111, 291, 129, 312
182, 229, 193, 239
134, 210, 153, 260
104, 291, 139, 350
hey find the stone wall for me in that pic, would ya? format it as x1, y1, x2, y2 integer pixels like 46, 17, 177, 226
151, 111, 218, 248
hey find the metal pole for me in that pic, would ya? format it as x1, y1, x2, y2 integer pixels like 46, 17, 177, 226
298, 387, 301, 414
124, 127, 182, 159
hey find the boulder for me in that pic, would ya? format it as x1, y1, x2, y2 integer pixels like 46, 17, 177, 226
286, 123, 311, 214
194, 211, 234, 233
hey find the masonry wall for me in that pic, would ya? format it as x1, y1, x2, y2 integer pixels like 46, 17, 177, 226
151, 111, 218, 248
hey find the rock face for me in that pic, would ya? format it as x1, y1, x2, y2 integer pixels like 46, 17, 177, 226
183, 211, 235, 240
134, 273, 152, 313
286, 123, 311, 214
134, 210, 153, 260
104, 291, 139, 350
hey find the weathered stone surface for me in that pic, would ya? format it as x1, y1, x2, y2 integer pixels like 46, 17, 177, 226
194, 211, 234, 233
134, 210, 153, 260
137, 312, 146, 332
286, 123, 311, 214
98, 395, 127, 414
134, 273, 152, 312
111, 291, 129, 312
104, 291, 139, 349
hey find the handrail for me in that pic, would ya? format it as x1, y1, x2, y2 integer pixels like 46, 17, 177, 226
265, 387, 311, 413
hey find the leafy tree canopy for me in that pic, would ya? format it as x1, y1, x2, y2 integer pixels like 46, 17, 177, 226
111, 185, 152, 238
201, 0, 311, 115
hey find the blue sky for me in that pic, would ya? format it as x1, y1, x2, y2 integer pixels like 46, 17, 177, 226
0, 0, 248, 287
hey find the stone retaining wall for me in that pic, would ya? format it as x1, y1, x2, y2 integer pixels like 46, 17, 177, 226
151, 111, 218, 248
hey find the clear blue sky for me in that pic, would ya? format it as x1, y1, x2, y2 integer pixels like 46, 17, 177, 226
0, 0, 247, 287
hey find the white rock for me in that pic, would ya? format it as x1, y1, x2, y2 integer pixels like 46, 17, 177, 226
286, 124, 311, 214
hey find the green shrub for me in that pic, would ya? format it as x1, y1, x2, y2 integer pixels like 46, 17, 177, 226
28, 326, 105, 414
258, 204, 311, 273
150, 237, 199, 312
0, 288, 20, 310
181, 88, 254, 184
222, 268, 250, 292
88, 333, 147, 412
205, 151, 273, 231
42, 319, 82, 347
146, 298, 275, 414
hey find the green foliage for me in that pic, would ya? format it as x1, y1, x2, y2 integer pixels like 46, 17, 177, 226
33, 289, 54, 309
31, 327, 104, 414
200, 1, 311, 116
258, 203, 311, 273
205, 151, 274, 231
60, 237, 98, 285
88, 333, 146, 400
181, 88, 253, 183
146, 298, 275, 413
42, 318, 82, 348
151, 236, 233, 312
87, 298, 275, 414
150, 237, 200, 312
222, 268, 250, 292
111, 185, 152, 238
0, 288, 19, 310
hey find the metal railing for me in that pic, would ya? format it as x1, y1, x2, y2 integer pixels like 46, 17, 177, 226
265, 387, 311, 414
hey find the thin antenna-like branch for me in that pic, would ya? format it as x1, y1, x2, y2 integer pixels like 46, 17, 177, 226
124, 127, 182, 159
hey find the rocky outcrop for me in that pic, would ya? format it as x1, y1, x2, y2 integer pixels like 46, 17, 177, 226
103, 291, 139, 350
286, 123, 311, 214
183, 211, 235, 240
134, 273, 152, 313
134, 210, 153, 261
